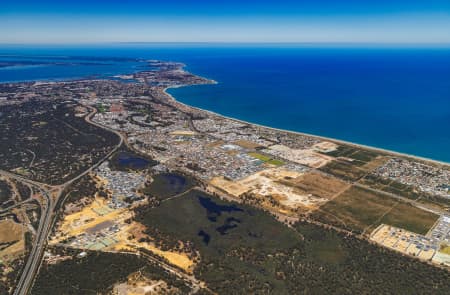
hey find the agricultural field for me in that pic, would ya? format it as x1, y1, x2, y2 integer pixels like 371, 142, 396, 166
360, 174, 450, 212
276, 171, 349, 200
319, 160, 369, 181
233, 140, 263, 149
133, 190, 450, 294
323, 145, 380, 163
290, 222, 450, 294
360, 174, 423, 200
311, 186, 438, 235
319, 145, 387, 181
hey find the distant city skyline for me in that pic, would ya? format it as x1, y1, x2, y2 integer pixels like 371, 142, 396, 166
1, 0, 450, 44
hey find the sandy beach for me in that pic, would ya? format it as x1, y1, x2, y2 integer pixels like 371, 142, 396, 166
163, 85, 450, 167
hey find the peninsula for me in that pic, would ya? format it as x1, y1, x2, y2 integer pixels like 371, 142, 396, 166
0, 61, 449, 294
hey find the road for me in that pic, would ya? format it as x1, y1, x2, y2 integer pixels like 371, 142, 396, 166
12, 188, 53, 295
0, 169, 55, 295
8, 104, 211, 294
0, 198, 35, 214
6, 106, 124, 295
138, 251, 210, 294
8, 100, 442, 294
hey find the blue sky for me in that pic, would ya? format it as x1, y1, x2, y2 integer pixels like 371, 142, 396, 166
1, 0, 450, 44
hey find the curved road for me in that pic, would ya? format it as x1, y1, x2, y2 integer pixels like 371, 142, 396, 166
9, 106, 124, 295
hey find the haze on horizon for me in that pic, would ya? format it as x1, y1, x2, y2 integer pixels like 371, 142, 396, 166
1, 0, 450, 44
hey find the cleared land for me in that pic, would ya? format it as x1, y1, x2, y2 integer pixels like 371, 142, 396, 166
133, 190, 450, 294
323, 145, 380, 164
52, 193, 194, 272
113, 271, 180, 295
320, 157, 387, 182
319, 145, 387, 182
32, 248, 191, 295
360, 174, 423, 200
233, 140, 263, 149
371, 225, 438, 261
276, 172, 349, 200
312, 141, 338, 153
210, 168, 333, 214
311, 186, 438, 235
265, 145, 332, 168
360, 174, 450, 212
0, 219, 26, 263
211, 169, 348, 216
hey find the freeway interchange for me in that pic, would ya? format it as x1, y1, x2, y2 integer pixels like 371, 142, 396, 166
3, 106, 124, 295
1, 62, 449, 294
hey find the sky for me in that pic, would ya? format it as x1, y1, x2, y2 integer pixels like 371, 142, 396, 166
1, 0, 450, 44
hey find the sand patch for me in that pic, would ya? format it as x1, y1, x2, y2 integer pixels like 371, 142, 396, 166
233, 140, 263, 149
114, 271, 179, 295
312, 141, 338, 153
265, 145, 332, 168
210, 168, 331, 214
170, 130, 196, 136
0, 219, 24, 243
0, 219, 26, 262
113, 222, 195, 273
51, 196, 127, 244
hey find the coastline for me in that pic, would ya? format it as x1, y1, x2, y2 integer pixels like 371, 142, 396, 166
2, 55, 448, 167
163, 85, 450, 167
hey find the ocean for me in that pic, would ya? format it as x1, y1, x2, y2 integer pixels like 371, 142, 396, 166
1, 44, 449, 162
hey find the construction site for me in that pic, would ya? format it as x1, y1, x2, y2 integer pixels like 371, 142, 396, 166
371, 215, 450, 267
210, 167, 349, 215
50, 166, 197, 274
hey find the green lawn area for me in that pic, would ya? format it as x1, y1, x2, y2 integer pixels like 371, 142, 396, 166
248, 152, 285, 166
96, 103, 107, 113
267, 159, 285, 166
248, 152, 271, 161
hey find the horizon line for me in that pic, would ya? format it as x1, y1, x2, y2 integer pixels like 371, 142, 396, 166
1, 41, 450, 47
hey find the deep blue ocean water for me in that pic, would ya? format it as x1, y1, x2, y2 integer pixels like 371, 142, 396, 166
1, 44, 449, 162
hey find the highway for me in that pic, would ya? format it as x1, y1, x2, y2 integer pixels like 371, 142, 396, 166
12, 187, 53, 295
5, 106, 124, 295
7, 101, 442, 294
0, 198, 35, 214
0, 169, 54, 295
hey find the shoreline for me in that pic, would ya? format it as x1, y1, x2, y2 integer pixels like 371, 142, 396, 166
163, 85, 450, 167
2, 57, 448, 167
